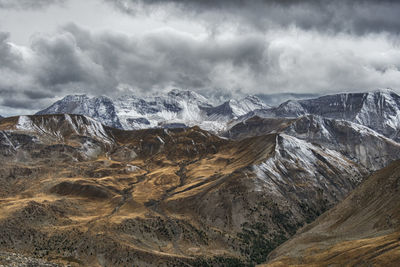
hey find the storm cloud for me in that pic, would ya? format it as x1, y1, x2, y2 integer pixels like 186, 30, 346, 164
1, 22, 400, 116
107, 0, 400, 34
1, 0, 400, 116
0, 0, 65, 9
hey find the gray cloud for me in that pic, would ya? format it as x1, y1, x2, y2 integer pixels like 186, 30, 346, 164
0, 0, 65, 9
106, 0, 400, 35
1, 23, 400, 116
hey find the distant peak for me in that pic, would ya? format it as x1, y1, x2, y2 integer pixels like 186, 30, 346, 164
167, 89, 207, 102
242, 95, 263, 103
62, 94, 90, 101
371, 88, 397, 95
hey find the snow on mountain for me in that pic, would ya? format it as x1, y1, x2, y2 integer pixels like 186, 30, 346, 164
114, 89, 213, 130
36, 95, 122, 129
202, 95, 270, 121
253, 133, 365, 202
282, 115, 400, 170
238, 89, 400, 141
225, 114, 400, 171
14, 114, 114, 144
36, 90, 268, 132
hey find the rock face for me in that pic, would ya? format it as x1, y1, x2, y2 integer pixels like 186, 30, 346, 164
36, 89, 269, 133
0, 114, 371, 266
263, 159, 400, 266
244, 89, 400, 141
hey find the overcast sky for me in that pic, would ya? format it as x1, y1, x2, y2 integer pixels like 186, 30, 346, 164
1, 0, 400, 115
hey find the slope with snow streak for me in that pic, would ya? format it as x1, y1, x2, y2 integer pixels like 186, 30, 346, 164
253, 134, 365, 215
283, 115, 400, 170
13, 114, 114, 144
225, 115, 400, 171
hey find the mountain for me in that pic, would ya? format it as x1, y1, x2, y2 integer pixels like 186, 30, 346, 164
36, 90, 269, 133
36, 94, 122, 129
35, 89, 400, 142
224, 115, 400, 171
0, 114, 369, 266
256, 93, 320, 107
203, 95, 269, 121
246, 89, 400, 142
263, 159, 400, 266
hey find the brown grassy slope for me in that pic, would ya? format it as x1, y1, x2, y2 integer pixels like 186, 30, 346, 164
262, 159, 400, 267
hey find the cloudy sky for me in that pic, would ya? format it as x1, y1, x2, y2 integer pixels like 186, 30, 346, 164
1, 0, 400, 115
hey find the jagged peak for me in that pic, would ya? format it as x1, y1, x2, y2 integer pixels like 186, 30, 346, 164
61, 94, 90, 101
371, 88, 397, 95
242, 94, 263, 103
167, 89, 207, 102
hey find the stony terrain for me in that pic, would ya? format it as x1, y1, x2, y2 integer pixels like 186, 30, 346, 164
0, 251, 64, 267
263, 159, 400, 266
0, 114, 373, 266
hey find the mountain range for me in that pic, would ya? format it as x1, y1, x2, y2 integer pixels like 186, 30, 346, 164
36, 89, 269, 133
36, 89, 400, 142
240, 89, 400, 142
1, 88, 400, 265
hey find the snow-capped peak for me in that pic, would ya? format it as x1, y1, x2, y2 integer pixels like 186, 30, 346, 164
37, 90, 268, 133
167, 89, 208, 104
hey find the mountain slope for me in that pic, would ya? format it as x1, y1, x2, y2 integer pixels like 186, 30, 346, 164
0, 114, 368, 266
263, 159, 400, 267
251, 89, 400, 141
224, 115, 400, 171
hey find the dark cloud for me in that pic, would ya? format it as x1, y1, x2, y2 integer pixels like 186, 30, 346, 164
1, 23, 400, 116
0, 0, 65, 9
0, 32, 22, 70
106, 0, 400, 34
23, 90, 55, 99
